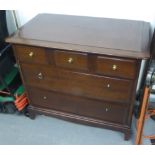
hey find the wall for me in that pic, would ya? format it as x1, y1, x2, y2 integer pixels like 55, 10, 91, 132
6, 11, 17, 35
15, 0, 155, 30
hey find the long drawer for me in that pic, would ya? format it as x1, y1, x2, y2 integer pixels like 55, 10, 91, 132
27, 87, 128, 124
20, 63, 133, 103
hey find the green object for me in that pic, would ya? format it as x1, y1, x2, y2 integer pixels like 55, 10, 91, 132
0, 65, 25, 103
0, 67, 18, 90
14, 85, 24, 95
0, 96, 14, 102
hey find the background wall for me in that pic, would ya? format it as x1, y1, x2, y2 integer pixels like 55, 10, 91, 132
15, 0, 155, 31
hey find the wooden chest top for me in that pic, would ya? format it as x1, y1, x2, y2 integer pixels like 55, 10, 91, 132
6, 14, 151, 59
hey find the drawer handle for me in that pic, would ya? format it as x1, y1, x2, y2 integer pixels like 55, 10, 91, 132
43, 96, 47, 100
105, 108, 109, 112
112, 64, 117, 70
29, 51, 34, 57
68, 57, 74, 64
107, 84, 110, 88
38, 72, 43, 79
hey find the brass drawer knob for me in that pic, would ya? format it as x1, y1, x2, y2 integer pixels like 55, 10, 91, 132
105, 108, 109, 112
38, 72, 43, 79
68, 57, 74, 64
112, 64, 117, 70
29, 51, 34, 57
43, 96, 47, 100
107, 84, 110, 88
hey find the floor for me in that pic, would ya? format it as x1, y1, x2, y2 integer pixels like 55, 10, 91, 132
0, 113, 154, 145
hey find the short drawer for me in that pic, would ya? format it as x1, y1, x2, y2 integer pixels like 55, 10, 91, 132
96, 56, 137, 79
54, 50, 88, 71
14, 45, 47, 64
21, 63, 133, 103
27, 87, 127, 124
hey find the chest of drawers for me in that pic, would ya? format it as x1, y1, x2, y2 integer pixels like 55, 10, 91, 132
6, 14, 151, 140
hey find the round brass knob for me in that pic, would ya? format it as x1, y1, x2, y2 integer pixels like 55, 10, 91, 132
29, 51, 34, 57
38, 72, 43, 79
68, 57, 74, 64
112, 64, 117, 70
43, 96, 47, 100
105, 108, 109, 112
107, 84, 110, 88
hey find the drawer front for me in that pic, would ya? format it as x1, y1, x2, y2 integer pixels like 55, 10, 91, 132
54, 50, 88, 71
28, 87, 77, 114
28, 87, 127, 124
96, 56, 137, 79
21, 63, 133, 103
14, 45, 47, 64
77, 99, 127, 124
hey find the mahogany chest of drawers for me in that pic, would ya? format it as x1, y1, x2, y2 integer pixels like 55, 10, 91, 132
6, 14, 151, 140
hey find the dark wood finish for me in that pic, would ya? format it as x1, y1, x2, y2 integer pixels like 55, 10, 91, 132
27, 87, 128, 124
28, 104, 131, 140
6, 14, 150, 59
28, 108, 36, 120
96, 56, 137, 79
14, 45, 47, 64
6, 14, 151, 141
21, 63, 133, 103
124, 129, 131, 140
54, 50, 88, 71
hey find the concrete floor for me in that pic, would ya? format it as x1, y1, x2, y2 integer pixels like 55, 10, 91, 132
0, 113, 154, 145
